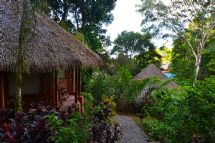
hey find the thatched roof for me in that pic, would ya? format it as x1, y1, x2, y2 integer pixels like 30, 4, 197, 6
133, 64, 167, 81
133, 64, 178, 88
0, 1, 102, 72
134, 64, 178, 104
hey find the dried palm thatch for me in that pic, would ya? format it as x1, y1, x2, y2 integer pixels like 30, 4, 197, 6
133, 64, 178, 88
0, 1, 102, 72
133, 64, 178, 104
133, 64, 166, 80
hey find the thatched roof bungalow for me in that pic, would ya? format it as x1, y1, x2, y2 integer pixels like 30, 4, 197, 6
133, 64, 178, 103
0, 1, 102, 108
133, 64, 167, 81
133, 64, 177, 88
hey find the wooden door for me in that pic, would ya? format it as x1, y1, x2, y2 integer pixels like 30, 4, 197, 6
67, 68, 75, 95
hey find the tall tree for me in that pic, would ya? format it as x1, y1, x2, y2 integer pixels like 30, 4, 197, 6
111, 31, 155, 58
139, 0, 215, 85
111, 31, 161, 74
171, 36, 196, 83
16, 0, 36, 112
47, 0, 117, 52
171, 32, 215, 83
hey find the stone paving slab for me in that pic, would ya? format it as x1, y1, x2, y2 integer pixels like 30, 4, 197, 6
113, 115, 149, 143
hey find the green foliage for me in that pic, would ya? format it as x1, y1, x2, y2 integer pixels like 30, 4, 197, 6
185, 77, 215, 142
142, 117, 168, 142
171, 32, 215, 84
31, 0, 49, 13
111, 31, 155, 57
90, 98, 122, 142
156, 47, 172, 66
49, 112, 89, 143
111, 31, 161, 75
88, 66, 155, 105
141, 77, 215, 143
103, 96, 117, 116
139, 0, 215, 84
170, 36, 195, 84
138, 0, 215, 38
114, 66, 132, 100
203, 38, 215, 73
134, 50, 161, 73
88, 70, 116, 101
47, 0, 117, 52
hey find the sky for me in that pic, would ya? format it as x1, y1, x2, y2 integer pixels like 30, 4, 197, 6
105, 0, 173, 49
105, 0, 142, 42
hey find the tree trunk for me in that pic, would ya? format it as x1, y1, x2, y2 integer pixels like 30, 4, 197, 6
193, 54, 201, 86
62, 0, 68, 21
16, 72, 23, 112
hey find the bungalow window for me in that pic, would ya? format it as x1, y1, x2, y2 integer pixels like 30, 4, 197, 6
58, 70, 66, 79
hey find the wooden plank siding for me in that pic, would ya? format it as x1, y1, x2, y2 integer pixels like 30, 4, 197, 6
0, 72, 9, 108
42, 72, 58, 107
0, 68, 80, 109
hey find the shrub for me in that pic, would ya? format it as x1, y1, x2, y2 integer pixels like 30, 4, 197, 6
48, 112, 89, 143
141, 77, 215, 143
0, 104, 53, 143
88, 71, 117, 102
90, 98, 122, 142
142, 117, 168, 142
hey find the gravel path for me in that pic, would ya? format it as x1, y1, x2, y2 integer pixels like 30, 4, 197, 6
113, 115, 149, 143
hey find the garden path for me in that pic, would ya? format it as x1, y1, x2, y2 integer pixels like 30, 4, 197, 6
113, 115, 149, 143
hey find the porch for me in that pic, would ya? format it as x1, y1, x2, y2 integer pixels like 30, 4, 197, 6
0, 67, 81, 109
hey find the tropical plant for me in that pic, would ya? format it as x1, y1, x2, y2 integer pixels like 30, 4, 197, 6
0, 104, 53, 143
88, 70, 117, 102
48, 112, 90, 143
90, 98, 122, 142
140, 77, 215, 143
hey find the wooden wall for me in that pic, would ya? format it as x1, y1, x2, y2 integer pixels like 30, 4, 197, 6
0, 68, 80, 109
42, 72, 58, 107
0, 72, 58, 109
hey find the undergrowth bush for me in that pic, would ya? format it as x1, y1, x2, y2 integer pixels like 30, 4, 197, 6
88, 66, 151, 105
0, 93, 122, 143
90, 98, 122, 142
141, 77, 215, 143
0, 103, 53, 143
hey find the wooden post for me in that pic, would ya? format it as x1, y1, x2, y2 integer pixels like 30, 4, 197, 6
47, 72, 58, 107
78, 67, 81, 98
71, 68, 74, 94
0, 72, 5, 108
53, 71, 58, 107
66, 70, 70, 94
42, 73, 51, 105
75, 67, 78, 103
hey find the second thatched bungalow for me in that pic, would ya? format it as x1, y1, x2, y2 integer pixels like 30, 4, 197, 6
0, 1, 102, 108
133, 64, 178, 103
133, 64, 178, 87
